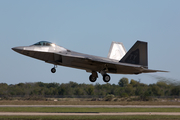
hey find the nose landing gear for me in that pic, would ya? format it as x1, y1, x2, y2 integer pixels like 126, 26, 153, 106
51, 68, 56, 73
51, 65, 57, 73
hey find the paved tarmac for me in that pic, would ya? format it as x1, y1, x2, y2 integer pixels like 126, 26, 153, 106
0, 112, 180, 116
0, 105, 180, 108
0, 105, 180, 116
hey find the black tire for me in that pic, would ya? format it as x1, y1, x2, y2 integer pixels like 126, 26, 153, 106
89, 75, 97, 82
103, 74, 110, 82
51, 68, 56, 73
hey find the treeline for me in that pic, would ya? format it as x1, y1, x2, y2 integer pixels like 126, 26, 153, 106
0, 78, 180, 98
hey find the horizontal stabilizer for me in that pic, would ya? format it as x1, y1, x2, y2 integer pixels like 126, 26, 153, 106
142, 68, 169, 73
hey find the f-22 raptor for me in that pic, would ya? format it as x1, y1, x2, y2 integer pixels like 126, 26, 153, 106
12, 40, 167, 83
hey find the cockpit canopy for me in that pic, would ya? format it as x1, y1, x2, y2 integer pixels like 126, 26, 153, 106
33, 41, 56, 47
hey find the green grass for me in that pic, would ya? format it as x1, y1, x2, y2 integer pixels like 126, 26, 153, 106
1, 100, 180, 105
0, 107, 180, 112
0, 115, 180, 120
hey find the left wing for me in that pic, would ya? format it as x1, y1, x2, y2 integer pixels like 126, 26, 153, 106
56, 52, 144, 74
56, 51, 167, 74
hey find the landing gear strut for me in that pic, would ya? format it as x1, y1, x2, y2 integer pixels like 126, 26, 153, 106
51, 65, 57, 73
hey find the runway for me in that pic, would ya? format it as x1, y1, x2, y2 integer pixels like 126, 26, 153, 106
0, 105, 180, 116
0, 112, 180, 116
0, 105, 180, 108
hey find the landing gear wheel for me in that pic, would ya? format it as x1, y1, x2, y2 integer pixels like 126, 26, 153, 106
51, 68, 56, 73
103, 74, 110, 82
89, 75, 97, 82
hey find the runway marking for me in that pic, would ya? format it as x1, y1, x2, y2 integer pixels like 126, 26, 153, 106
1, 105, 180, 108
0, 112, 180, 116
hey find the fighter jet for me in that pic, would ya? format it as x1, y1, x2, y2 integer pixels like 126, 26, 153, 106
12, 40, 167, 82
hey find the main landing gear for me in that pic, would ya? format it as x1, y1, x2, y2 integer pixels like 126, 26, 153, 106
89, 71, 111, 83
103, 74, 111, 83
89, 75, 97, 82
51, 65, 57, 73
50, 65, 110, 83
89, 71, 98, 82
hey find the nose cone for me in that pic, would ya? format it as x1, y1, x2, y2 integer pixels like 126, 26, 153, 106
12, 47, 24, 54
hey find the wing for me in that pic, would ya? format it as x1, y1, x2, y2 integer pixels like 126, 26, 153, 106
55, 52, 145, 74
54, 51, 168, 74
19, 48, 166, 75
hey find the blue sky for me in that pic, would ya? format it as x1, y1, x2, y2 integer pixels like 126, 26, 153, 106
1, 0, 180, 85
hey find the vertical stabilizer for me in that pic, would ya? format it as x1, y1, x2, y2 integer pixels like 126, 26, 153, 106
108, 42, 126, 61
120, 41, 148, 68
